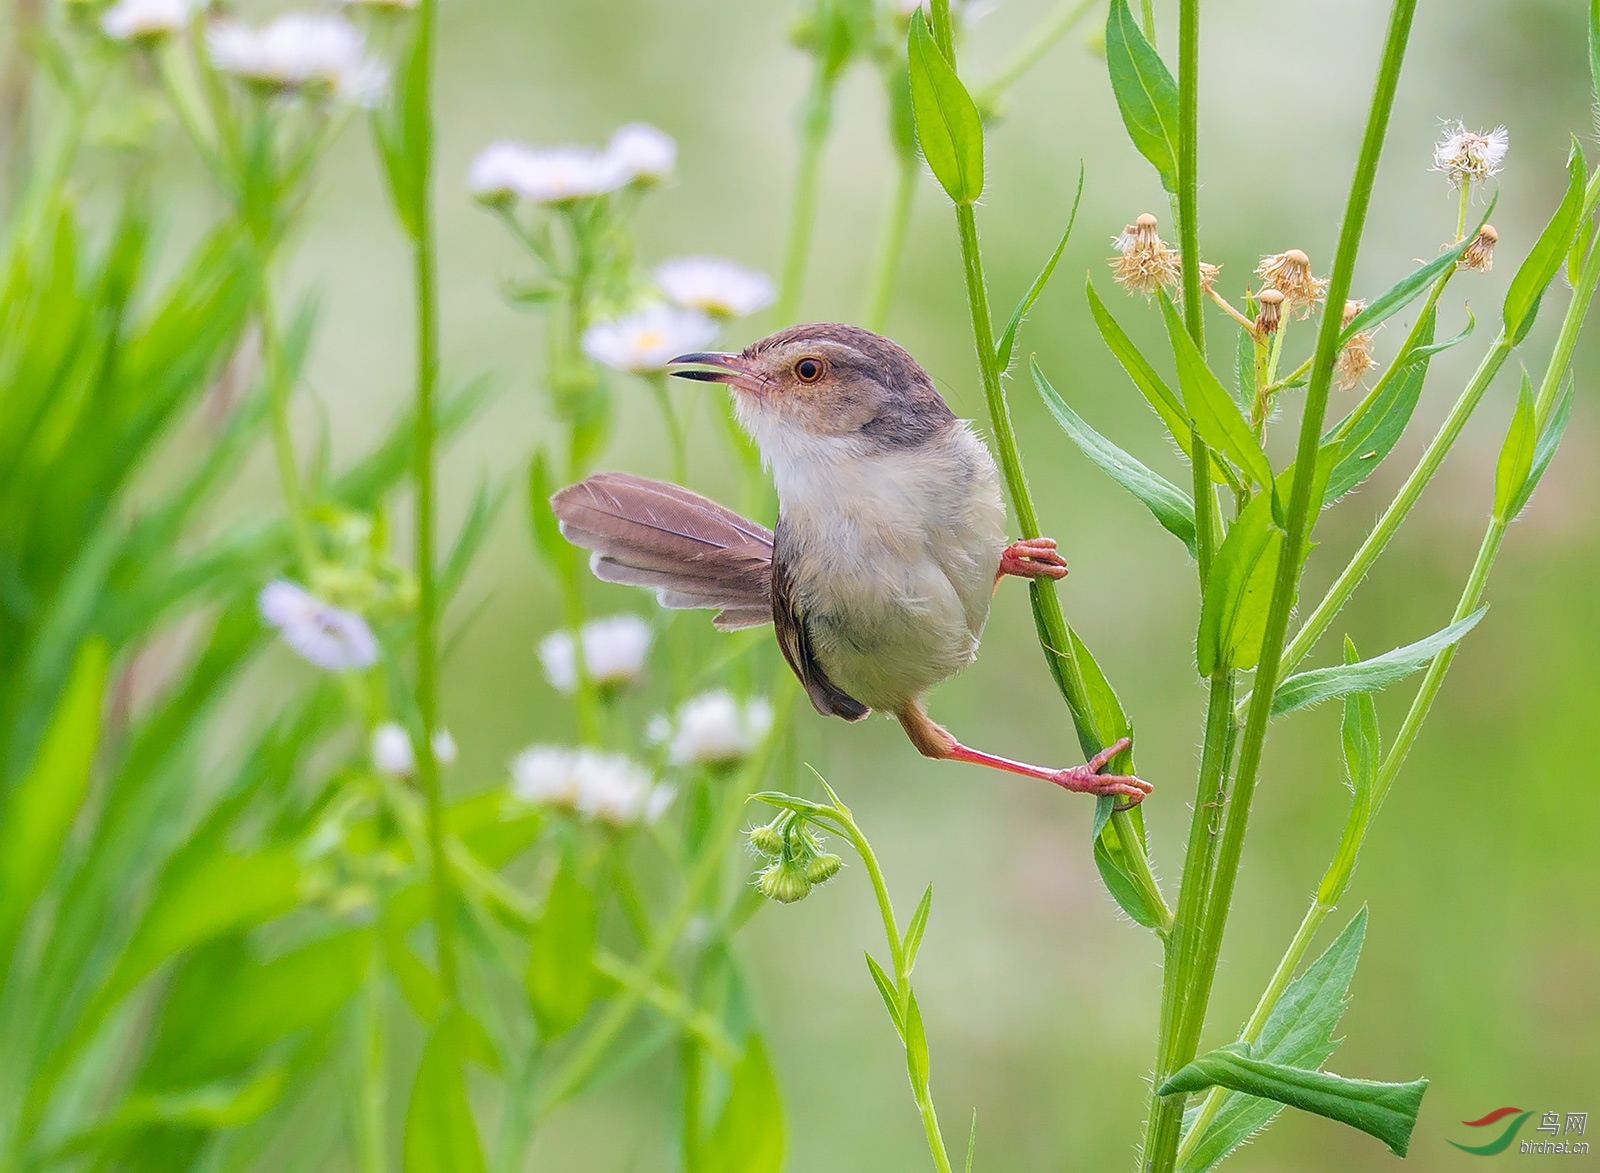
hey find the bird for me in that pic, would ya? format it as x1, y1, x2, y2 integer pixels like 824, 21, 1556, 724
550, 323, 1151, 805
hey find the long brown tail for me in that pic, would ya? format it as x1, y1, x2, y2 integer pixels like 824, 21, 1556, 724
550, 472, 774, 630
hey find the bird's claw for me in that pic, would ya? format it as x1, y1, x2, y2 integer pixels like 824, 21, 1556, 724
1047, 737, 1152, 808
998, 537, 1069, 582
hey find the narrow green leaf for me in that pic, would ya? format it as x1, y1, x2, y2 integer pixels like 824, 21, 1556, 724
1033, 360, 1197, 555
403, 1013, 487, 1173
1196, 492, 1281, 675
1233, 324, 1254, 408
528, 450, 571, 578
1591, 0, 1600, 104
1162, 1043, 1427, 1158
701, 1037, 785, 1173
1493, 372, 1537, 522
904, 988, 931, 1091
1504, 139, 1587, 345
0, 639, 107, 970
1340, 209, 1488, 341
1322, 311, 1433, 504
1405, 306, 1475, 364
996, 168, 1084, 372
525, 850, 599, 1039
1270, 608, 1487, 717
965, 1110, 978, 1173
57, 1068, 289, 1157
1340, 645, 1380, 801
1104, 0, 1179, 192
1085, 279, 1201, 467
865, 953, 904, 1038
903, 885, 934, 974
1510, 376, 1574, 518
1179, 911, 1369, 1171
1160, 292, 1275, 489
907, 10, 985, 205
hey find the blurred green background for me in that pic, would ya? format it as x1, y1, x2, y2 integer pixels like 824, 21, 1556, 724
141, 0, 1600, 1166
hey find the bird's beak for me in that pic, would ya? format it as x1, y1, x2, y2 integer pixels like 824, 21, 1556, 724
667, 351, 760, 393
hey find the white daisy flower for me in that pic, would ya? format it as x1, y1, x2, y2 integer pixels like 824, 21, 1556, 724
207, 13, 387, 107
370, 723, 455, 776
341, 0, 416, 9
431, 728, 457, 766
654, 256, 776, 320
466, 141, 538, 203
538, 614, 653, 694
606, 122, 676, 184
1432, 122, 1509, 190
471, 141, 632, 205
101, 0, 199, 42
665, 690, 774, 768
258, 579, 378, 671
509, 746, 673, 827
582, 303, 718, 374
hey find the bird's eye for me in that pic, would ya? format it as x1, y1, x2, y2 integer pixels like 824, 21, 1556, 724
794, 357, 824, 383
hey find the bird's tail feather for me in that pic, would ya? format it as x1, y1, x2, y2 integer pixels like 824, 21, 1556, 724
550, 472, 774, 631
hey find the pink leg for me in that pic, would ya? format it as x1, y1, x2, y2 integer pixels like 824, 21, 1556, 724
945, 736, 1152, 807
996, 537, 1069, 585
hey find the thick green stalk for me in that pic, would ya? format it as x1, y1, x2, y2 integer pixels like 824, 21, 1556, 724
409, 0, 458, 1005
863, 155, 918, 331
1140, 5, 1418, 1171
775, 66, 837, 325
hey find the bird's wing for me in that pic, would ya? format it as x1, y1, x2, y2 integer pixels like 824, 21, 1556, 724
551, 472, 774, 630
770, 527, 870, 722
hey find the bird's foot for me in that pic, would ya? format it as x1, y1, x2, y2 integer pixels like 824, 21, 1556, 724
1047, 738, 1152, 809
997, 537, 1069, 583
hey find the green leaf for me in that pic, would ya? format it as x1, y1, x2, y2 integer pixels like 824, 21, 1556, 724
907, 10, 985, 205
373, 22, 431, 241
1270, 608, 1487, 717
1162, 1042, 1427, 1158
1104, 0, 1179, 192
1493, 372, 1538, 522
0, 639, 107, 970
1085, 279, 1207, 471
1590, 0, 1600, 104
1322, 311, 1434, 504
1034, 359, 1196, 555
903, 987, 931, 1091
1504, 139, 1587, 345
700, 1037, 785, 1173
56, 1067, 289, 1157
903, 885, 933, 973
1196, 492, 1281, 675
1340, 208, 1488, 341
527, 450, 572, 579
864, 952, 904, 1038
995, 168, 1084, 372
1341, 645, 1380, 800
1510, 375, 1574, 518
525, 849, 599, 1039
403, 1012, 487, 1173
1160, 292, 1275, 489
1178, 911, 1370, 1171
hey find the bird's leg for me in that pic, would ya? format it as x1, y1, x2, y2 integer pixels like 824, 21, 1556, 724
996, 537, 1069, 586
896, 704, 1151, 807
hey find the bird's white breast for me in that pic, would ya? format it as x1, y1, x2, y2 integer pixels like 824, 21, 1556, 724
753, 416, 1008, 711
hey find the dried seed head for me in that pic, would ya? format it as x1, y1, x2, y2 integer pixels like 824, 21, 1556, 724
1198, 261, 1221, 291
1256, 249, 1328, 317
1336, 301, 1378, 390
1432, 122, 1509, 191
1459, 223, 1498, 273
1111, 212, 1180, 296
1254, 288, 1285, 336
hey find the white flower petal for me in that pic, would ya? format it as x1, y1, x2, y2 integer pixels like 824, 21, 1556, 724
665, 690, 771, 768
654, 256, 775, 319
207, 13, 386, 107
258, 579, 378, 671
371, 722, 415, 776
582, 304, 718, 374
606, 123, 676, 182
102, 0, 199, 41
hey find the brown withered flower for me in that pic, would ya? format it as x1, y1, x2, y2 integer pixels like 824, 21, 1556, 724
1255, 249, 1328, 318
1459, 223, 1497, 273
1254, 288, 1285, 336
1336, 300, 1378, 390
1111, 213, 1181, 296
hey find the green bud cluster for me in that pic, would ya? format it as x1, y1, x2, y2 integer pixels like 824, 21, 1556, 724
747, 812, 844, 904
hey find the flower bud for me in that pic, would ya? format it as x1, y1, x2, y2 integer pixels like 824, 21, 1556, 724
1460, 223, 1497, 273
1254, 288, 1284, 336
758, 859, 813, 904
747, 822, 786, 858
805, 852, 843, 885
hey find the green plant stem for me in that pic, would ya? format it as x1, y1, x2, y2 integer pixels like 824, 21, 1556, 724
827, 797, 955, 1173
775, 66, 838, 325
1140, 5, 1418, 1170
256, 283, 317, 575
950, 200, 1170, 930
1140, 0, 1156, 43
1328, 268, 1453, 446
359, 943, 387, 1173
863, 155, 918, 332
647, 373, 689, 486
408, 0, 458, 1007
534, 688, 794, 1115
972, 0, 1099, 109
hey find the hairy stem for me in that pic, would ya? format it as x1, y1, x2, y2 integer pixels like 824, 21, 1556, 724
1141, 5, 1419, 1170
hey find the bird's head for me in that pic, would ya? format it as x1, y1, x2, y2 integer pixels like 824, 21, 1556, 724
668, 323, 955, 449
